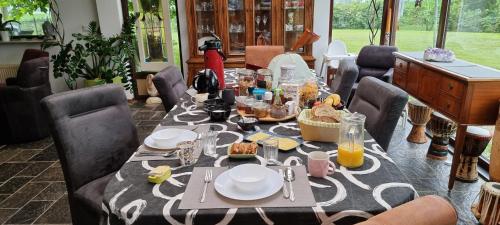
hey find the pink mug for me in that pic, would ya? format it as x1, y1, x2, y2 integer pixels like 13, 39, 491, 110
307, 151, 335, 178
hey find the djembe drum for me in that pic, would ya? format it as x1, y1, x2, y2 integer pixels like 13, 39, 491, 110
471, 182, 500, 225
407, 100, 433, 143
426, 112, 457, 160
456, 126, 492, 182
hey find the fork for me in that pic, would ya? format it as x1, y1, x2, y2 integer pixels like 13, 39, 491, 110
200, 169, 212, 203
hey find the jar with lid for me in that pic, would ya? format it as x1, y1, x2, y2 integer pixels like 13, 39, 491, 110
270, 88, 287, 119
256, 69, 273, 91
253, 101, 270, 118
237, 68, 255, 96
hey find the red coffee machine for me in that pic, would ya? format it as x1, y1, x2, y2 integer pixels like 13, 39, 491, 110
199, 32, 226, 90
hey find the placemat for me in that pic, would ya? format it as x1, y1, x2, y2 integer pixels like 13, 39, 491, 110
178, 166, 316, 210
130, 125, 208, 162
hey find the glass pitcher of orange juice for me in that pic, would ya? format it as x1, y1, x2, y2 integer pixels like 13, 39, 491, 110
337, 112, 366, 168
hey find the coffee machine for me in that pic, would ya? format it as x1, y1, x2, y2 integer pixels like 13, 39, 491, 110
199, 32, 226, 90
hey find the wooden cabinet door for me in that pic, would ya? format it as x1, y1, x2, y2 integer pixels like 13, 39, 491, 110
417, 68, 441, 104
250, 0, 275, 45
186, 0, 222, 57
407, 63, 421, 96
276, 0, 313, 54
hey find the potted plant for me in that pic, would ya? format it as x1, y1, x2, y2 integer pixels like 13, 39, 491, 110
51, 19, 137, 90
0, 14, 19, 42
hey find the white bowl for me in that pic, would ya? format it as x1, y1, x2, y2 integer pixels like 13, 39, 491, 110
228, 164, 268, 193
151, 128, 185, 148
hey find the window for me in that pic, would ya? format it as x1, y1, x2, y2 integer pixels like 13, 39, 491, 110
0, 3, 50, 37
445, 0, 500, 70
395, 0, 441, 51
331, 0, 382, 54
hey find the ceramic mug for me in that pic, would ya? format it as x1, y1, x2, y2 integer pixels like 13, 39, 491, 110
191, 93, 209, 108
307, 151, 335, 178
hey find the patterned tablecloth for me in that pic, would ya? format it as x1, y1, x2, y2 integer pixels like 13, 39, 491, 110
102, 70, 417, 225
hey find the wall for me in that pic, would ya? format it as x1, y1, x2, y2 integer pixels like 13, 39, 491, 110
312, 0, 331, 81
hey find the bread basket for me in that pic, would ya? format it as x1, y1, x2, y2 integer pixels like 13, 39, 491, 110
298, 109, 340, 142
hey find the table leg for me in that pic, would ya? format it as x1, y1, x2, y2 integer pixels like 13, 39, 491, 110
448, 124, 467, 190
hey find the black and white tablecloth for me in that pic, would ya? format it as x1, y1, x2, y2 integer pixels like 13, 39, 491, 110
102, 70, 417, 225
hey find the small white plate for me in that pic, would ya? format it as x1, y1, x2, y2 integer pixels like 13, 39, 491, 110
214, 166, 283, 201
144, 129, 198, 150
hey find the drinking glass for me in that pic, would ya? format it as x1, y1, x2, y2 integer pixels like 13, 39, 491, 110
202, 129, 218, 156
263, 138, 279, 165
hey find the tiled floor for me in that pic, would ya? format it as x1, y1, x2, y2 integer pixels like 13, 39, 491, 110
0, 101, 484, 225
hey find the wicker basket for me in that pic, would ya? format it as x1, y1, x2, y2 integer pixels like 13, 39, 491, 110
298, 109, 340, 143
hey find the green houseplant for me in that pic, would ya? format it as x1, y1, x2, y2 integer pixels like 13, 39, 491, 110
51, 18, 137, 90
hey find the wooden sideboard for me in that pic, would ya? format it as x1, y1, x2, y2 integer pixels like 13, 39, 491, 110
393, 52, 500, 190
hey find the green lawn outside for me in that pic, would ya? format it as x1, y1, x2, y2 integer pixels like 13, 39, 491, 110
332, 29, 500, 70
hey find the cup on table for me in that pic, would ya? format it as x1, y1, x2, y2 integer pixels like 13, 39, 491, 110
221, 88, 235, 105
202, 129, 218, 157
177, 141, 197, 166
307, 151, 335, 178
191, 93, 209, 108
263, 138, 279, 165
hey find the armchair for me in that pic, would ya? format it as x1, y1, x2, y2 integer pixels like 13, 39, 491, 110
356, 45, 398, 83
0, 55, 51, 144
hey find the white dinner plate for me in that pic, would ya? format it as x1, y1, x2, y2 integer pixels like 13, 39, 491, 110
214, 167, 283, 201
144, 129, 198, 150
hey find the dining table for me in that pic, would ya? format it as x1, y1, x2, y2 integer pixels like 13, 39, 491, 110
102, 69, 418, 225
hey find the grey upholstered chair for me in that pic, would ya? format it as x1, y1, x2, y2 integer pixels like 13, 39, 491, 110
356, 45, 398, 83
41, 84, 139, 225
153, 66, 188, 113
348, 77, 408, 151
0, 55, 51, 144
330, 58, 359, 104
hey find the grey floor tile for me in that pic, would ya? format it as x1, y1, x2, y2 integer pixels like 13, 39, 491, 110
0, 182, 49, 208
33, 167, 64, 182
34, 182, 67, 201
0, 163, 29, 182
0, 208, 17, 224
34, 195, 72, 224
5, 200, 53, 224
0, 177, 32, 195
17, 162, 53, 177
29, 145, 59, 162
8, 150, 42, 162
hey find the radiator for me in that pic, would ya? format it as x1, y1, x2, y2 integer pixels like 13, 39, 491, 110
0, 64, 19, 84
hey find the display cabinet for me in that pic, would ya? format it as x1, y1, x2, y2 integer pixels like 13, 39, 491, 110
186, 0, 315, 85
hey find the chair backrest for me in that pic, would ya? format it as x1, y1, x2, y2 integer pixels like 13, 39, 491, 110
20, 49, 49, 65
354, 195, 457, 225
267, 53, 315, 88
356, 45, 398, 69
331, 58, 359, 103
327, 40, 348, 56
16, 57, 50, 88
348, 77, 408, 150
41, 84, 139, 193
245, 45, 284, 70
153, 66, 187, 113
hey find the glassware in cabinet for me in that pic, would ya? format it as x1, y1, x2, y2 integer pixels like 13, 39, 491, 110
283, 0, 305, 52
195, 0, 216, 55
254, 0, 272, 45
227, 0, 246, 54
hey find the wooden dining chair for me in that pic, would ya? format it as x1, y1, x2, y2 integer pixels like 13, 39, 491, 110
153, 66, 187, 113
348, 77, 408, 151
355, 195, 457, 225
41, 84, 139, 225
245, 45, 284, 70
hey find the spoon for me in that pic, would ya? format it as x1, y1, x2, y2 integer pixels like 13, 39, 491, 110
279, 169, 289, 199
285, 167, 296, 202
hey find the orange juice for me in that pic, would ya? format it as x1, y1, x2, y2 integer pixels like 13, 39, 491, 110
337, 143, 364, 168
